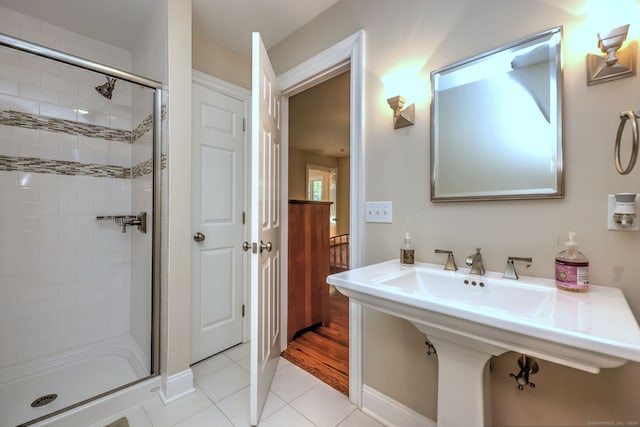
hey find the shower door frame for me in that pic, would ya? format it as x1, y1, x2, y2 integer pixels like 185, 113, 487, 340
0, 32, 163, 422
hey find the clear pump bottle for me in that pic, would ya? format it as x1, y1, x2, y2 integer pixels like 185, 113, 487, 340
400, 232, 415, 266
555, 232, 589, 292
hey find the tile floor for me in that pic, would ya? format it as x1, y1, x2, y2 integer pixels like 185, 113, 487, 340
90, 343, 385, 427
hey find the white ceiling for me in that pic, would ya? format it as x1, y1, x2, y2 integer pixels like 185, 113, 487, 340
0, 0, 157, 51
0, 0, 340, 55
192, 0, 341, 57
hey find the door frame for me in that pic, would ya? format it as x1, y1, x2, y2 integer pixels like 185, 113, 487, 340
192, 70, 252, 344
277, 30, 366, 405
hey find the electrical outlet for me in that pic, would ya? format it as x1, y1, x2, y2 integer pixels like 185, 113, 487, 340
365, 201, 392, 223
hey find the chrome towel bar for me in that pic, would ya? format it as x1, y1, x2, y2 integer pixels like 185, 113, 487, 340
615, 109, 640, 175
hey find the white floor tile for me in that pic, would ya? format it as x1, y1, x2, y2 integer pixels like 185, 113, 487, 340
235, 355, 250, 373
81, 346, 389, 427
269, 363, 320, 402
291, 382, 356, 427
191, 353, 235, 380
261, 391, 288, 422
215, 387, 251, 427
222, 342, 250, 361
258, 405, 315, 427
173, 405, 234, 427
141, 389, 212, 427
196, 362, 249, 402
337, 410, 386, 427
276, 357, 291, 370
216, 386, 287, 427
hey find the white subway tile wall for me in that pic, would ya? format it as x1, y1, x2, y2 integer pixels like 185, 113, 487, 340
0, 6, 154, 373
0, 170, 134, 368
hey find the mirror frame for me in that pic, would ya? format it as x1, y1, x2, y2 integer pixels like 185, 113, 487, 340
430, 26, 564, 202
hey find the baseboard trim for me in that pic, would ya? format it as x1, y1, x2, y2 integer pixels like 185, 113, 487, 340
160, 368, 195, 404
361, 384, 436, 427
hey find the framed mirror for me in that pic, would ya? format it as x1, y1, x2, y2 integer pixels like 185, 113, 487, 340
430, 26, 563, 201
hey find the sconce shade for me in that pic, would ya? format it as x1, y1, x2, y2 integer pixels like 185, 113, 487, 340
387, 95, 415, 129
587, 24, 637, 85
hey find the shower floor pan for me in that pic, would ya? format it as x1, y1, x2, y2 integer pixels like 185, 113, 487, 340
0, 336, 147, 427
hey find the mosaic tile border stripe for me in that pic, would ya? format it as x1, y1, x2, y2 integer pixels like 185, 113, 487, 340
0, 107, 167, 179
0, 154, 131, 179
132, 158, 152, 178
0, 154, 167, 179
0, 110, 131, 142
0, 109, 165, 144
132, 115, 153, 143
131, 107, 167, 144
132, 154, 167, 178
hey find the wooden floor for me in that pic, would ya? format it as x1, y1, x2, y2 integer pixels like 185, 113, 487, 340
281, 285, 349, 395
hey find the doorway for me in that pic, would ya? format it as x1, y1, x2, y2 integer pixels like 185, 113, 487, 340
248, 30, 364, 416
282, 70, 351, 394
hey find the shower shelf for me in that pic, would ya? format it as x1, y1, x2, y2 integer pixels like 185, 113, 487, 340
97, 212, 147, 234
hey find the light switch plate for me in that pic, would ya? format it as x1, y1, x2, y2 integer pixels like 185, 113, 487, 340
365, 201, 392, 223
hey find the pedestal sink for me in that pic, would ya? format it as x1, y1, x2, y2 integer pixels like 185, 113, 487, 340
327, 260, 640, 427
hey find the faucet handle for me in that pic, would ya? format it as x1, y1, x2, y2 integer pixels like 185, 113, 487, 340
503, 256, 533, 280
435, 249, 458, 271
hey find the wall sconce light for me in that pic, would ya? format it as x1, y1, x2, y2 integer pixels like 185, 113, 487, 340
386, 96, 415, 129
587, 24, 637, 85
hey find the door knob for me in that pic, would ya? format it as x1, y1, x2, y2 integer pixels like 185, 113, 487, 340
259, 240, 272, 253
193, 232, 205, 242
242, 241, 252, 252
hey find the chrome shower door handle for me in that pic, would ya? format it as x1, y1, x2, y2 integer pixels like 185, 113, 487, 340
193, 232, 205, 242
259, 240, 272, 253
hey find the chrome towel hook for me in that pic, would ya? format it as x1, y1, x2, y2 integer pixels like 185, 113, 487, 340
615, 109, 640, 175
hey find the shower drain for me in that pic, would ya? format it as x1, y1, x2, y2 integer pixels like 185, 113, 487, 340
31, 394, 58, 408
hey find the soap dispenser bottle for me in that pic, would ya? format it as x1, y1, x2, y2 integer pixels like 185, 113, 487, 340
555, 232, 589, 292
400, 232, 415, 266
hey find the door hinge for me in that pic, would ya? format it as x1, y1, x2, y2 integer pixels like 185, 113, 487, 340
242, 304, 245, 317
242, 211, 245, 224
243, 118, 246, 132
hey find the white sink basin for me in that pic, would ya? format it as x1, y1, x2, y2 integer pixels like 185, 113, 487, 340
327, 260, 640, 427
377, 267, 555, 319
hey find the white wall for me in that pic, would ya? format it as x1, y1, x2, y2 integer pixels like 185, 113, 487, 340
269, 0, 640, 424
165, 0, 192, 378
192, 30, 250, 90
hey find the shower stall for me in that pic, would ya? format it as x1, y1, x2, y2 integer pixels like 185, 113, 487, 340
0, 31, 162, 426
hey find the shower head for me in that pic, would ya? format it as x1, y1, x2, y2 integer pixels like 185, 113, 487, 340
95, 77, 117, 99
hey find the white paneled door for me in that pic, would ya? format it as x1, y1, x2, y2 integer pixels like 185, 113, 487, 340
249, 33, 282, 426
191, 76, 246, 364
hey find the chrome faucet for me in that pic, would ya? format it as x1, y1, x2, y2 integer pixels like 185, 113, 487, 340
465, 248, 485, 275
503, 256, 532, 280
435, 249, 458, 271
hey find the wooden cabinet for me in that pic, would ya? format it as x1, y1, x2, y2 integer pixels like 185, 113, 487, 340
288, 200, 331, 343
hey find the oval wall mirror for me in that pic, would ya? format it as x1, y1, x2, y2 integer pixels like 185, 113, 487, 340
430, 26, 564, 202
